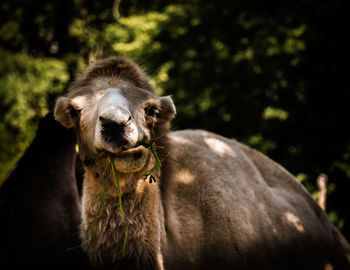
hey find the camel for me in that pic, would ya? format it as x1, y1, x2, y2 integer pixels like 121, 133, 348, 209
54, 57, 350, 269
0, 113, 91, 268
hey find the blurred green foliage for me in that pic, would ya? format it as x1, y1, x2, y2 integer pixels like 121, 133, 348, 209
0, 0, 349, 239
0, 50, 68, 180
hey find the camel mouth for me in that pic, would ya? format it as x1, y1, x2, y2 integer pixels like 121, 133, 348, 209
95, 144, 149, 173
95, 140, 149, 173
96, 142, 145, 155
115, 145, 146, 158
114, 145, 149, 173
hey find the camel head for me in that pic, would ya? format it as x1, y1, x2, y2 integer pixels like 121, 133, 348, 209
54, 58, 176, 175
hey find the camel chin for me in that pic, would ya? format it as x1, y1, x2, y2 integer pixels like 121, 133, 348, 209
110, 146, 149, 173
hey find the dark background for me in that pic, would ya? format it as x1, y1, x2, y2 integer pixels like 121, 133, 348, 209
1, 0, 349, 240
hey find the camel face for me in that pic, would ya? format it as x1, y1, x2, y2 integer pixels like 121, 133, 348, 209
54, 59, 175, 173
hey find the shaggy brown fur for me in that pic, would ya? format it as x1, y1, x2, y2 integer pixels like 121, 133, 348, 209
0, 113, 91, 269
71, 57, 154, 93
54, 57, 350, 270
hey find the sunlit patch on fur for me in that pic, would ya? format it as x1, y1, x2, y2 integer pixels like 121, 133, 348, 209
157, 247, 165, 270
284, 211, 305, 233
173, 168, 196, 184
324, 262, 334, 270
169, 134, 192, 144
71, 95, 89, 109
257, 202, 278, 234
204, 137, 236, 157
136, 179, 147, 194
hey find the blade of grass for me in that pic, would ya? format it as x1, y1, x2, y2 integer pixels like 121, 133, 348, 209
166, 156, 187, 168
109, 157, 129, 258
150, 144, 162, 176
110, 157, 124, 219
87, 171, 111, 251
122, 225, 128, 257
98, 172, 111, 212
145, 165, 157, 178
66, 167, 111, 252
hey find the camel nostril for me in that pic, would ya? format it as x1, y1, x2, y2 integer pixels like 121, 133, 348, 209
99, 116, 113, 125
100, 121, 126, 146
100, 118, 124, 132
99, 115, 132, 150
125, 115, 132, 125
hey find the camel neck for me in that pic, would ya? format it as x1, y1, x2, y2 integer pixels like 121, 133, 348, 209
81, 171, 165, 268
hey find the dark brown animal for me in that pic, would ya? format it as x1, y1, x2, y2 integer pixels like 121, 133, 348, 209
0, 113, 91, 269
54, 57, 350, 270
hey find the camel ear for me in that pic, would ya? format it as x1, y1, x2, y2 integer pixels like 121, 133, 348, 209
54, 97, 74, 128
159, 96, 176, 121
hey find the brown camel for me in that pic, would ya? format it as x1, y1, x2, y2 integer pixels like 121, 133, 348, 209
54, 57, 350, 269
0, 113, 91, 268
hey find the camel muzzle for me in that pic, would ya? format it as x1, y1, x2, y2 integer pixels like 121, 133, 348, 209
99, 115, 133, 148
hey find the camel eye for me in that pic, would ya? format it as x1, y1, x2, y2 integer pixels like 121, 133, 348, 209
69, 106, 81, 119
145, 106, 160, 118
